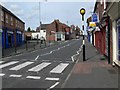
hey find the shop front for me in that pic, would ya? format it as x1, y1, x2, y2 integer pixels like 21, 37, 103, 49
16, 30, 23, 46
117, 18, 120, 63
3, 28, 14, 49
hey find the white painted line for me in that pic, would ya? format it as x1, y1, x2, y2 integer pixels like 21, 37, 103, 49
26, 76, 41, 80
0, 61, 19, 69
0, 61, 4, 64
50, 63, 69, 74
50, 51, 53, 54
28, 62, 51, 72
9, 74, 22, 78
0, 73, 5, 76
35, 55, 40, 61
9, 62, 34, 71
45, 77, 59, 81
49, 82, 59, 89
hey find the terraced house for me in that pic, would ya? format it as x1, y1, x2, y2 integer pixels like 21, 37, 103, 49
0, 5, 25, 49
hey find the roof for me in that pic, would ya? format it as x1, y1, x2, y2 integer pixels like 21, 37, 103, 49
0, 5, 25, 24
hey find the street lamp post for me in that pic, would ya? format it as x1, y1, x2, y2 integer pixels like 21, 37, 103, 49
80, 8, 86, 61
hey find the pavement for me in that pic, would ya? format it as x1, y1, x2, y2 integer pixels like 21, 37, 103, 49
2, 40, 60, 58
62, 39, 120, 89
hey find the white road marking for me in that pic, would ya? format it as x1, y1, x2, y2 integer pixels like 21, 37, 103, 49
49, 82, 59, 89
45, 77, 59, 81
9, 62, 34, 71
0, 73, 5, 76
9, 74, 22, 77
0, 61, 19, 69
35, 55, 40, 61
50, 63, 69, 74
26, 76, 41, 79
0, 61, 4, 64
28, 62, 51, 72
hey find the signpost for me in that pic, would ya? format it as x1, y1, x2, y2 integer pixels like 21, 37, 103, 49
0, 29, 2, 59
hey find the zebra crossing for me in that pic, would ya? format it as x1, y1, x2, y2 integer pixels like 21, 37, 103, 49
0, 60, 71, 80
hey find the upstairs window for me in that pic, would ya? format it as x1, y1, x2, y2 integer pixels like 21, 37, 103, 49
6, 14, 8, 23
1, 10, 4, 21
11, 17, 13, 26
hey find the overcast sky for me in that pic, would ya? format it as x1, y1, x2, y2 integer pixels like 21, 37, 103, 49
1, 1, 96, 31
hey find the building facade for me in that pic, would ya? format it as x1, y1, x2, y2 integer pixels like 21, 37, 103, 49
106, 1, 120, 66
0, 5, 25, 49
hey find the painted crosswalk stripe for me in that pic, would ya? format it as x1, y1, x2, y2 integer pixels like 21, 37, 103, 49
28, 62, 51, 72
9, 62, 34, 71
50, 63, 69, 74
45, 77, 59, 81
9, 74, 22, 77
26, 76, 41, 80
0, 61, 4, 64
0, 73, 5, 76
0, 61, 19, 69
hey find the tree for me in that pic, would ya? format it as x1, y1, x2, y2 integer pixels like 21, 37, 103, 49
27, 27, 31, 32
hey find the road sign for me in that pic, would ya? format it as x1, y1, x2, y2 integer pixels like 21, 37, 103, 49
92, 13, 98, 22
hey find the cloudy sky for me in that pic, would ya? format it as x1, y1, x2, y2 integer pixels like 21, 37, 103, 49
1, 0, 96, 31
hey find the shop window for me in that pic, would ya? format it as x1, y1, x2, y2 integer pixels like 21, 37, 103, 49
117, 19, 120, 61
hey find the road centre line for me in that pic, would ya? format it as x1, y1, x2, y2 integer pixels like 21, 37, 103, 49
49, 82, 60, 89
0, 61, 4, 64
35, 55, 40, 61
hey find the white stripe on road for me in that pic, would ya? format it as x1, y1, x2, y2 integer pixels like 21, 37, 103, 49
50, 63, 69, 74
49, 82, 59, 89
9, 74, 22, 77
45, 77, 59, 81
0, 61, 4, 64
9, 62, 34, 71
35, 55, 39, 61
26, 76, 41, 80
0, 61, 19, 69
28, 62, 51, 72
0, 73, 5, 76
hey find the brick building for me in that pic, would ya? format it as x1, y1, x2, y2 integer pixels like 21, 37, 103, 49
106, 1, 120, 66
93, 0, 113, 64
0, 5, 25, 49
36, 19, 70, 41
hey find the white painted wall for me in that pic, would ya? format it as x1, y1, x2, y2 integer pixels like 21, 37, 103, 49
31, 30, 46, 40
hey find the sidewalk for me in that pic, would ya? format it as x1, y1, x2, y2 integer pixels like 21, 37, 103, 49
62, 39, 119, 89
2, 40, 60, 58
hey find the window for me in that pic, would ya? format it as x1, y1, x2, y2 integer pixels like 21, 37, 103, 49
100, 0, 102, 5
11, 17, 13, 26
6, 14, 8, 23
16, 20, 17, 27
18, 21, 19, 28
1, 10, 4, 21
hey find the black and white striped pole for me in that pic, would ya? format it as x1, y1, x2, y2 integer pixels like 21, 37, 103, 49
80, 8, 86, 61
